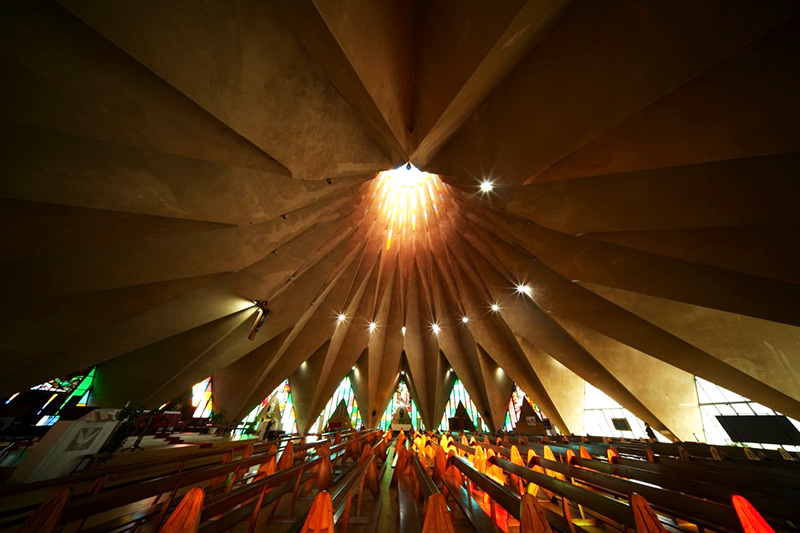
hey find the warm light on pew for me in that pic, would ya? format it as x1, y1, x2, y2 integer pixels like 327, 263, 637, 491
732, 495, 775, 533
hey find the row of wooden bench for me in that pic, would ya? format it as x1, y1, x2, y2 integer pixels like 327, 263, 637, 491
390, 430, 790, 533
7, 429, 391, 532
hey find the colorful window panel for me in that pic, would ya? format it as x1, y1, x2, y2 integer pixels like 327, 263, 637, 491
233, 379, 298, 440
309, 376, 363, 434
503, 384, 549, 431
438, 379, 489, 432
379, 380, 423, 430
191, 377, 213, 418
695, 377, 800, 452
31, 373, 85, 393
584, 382, 668, 442
59, 367, 95, 410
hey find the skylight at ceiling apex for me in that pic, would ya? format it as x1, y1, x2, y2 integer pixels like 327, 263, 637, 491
371, 164, 446, 250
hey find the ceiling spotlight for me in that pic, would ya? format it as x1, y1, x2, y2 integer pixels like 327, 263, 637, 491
431, 323, 441, 334
402, 326, 406, 336
461, 316, 469, 324
480, 180, 493, 193
516, 284, 532, 296
369, 322, 377, 332
337, 313, 346, 323
491, 303, 500, 312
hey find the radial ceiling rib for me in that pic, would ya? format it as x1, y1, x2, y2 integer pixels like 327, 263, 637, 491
231, 243, 366, 417
411, 0, 568, 167
402, 264, 433, 426
274, 0, 410, 162
0, 189, 355, 305
0, 200, 231, 264
445, 243, 568, 432
428, 260, 494, 429
463, 219, 800, 419
92, 309, 258, 408
587, 224, 800, 285
455, 231, 668, 435
0, 1, 288, 175
57, 0, 391, 179
289, 341, 331, 433
428, 0, 798, 186
350, 348, 371, 426
0, 273, 223, 369
0, 121, 367, 226
534, 15, 800, 183
0, 221, 353, 397
3, 0, 797, 446
581, 283, 800, 404
399, 355, 427, 429
464, 199, 800, 327
474, 344, 515, 432
369, 267, 405, 427
56, 215, 357, 385
415, 260, 442, 425
493, 151, 800, 235
431, 349, 457, 430
145, 235, 358, 409
366, 259, 399, 424
516, 337, 585, 436
305, 254, 379, 419
551, 315, 704, 442
212, 329, 294, 423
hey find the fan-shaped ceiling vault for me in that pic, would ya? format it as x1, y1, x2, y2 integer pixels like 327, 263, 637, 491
2, 0, 799, 440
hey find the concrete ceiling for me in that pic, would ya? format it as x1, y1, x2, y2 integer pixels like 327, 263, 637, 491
2, 0, 799, 439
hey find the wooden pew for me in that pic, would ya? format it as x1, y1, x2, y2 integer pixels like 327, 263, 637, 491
485, 438, 800, 525
446, 433, 796, 532
0, 431, 376, 532
285, 432, 385, 533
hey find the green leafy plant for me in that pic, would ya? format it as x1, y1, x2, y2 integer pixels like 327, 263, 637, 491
98, 402, 144, 461
209, 409, 227, 425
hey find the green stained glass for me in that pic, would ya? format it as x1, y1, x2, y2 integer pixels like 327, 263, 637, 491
438, 378, 489, 432
233, 379, 298, 440
57, 367, 96, 412
310, 376, 362, 434
379, 380, 422, 430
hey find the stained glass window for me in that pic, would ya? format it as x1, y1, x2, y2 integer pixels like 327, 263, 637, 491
191, 377, 213, 418
60, 367, 95, 409
695, 377, 800, 452
438, 379, 489, 432
379, 380, 423, 430
584, 382, 669, 442
31, 373, 85, 393
502, 384, 548, 431
233, 379, 298, 440
308, 376, 363, 434
31, 368, 97, 427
